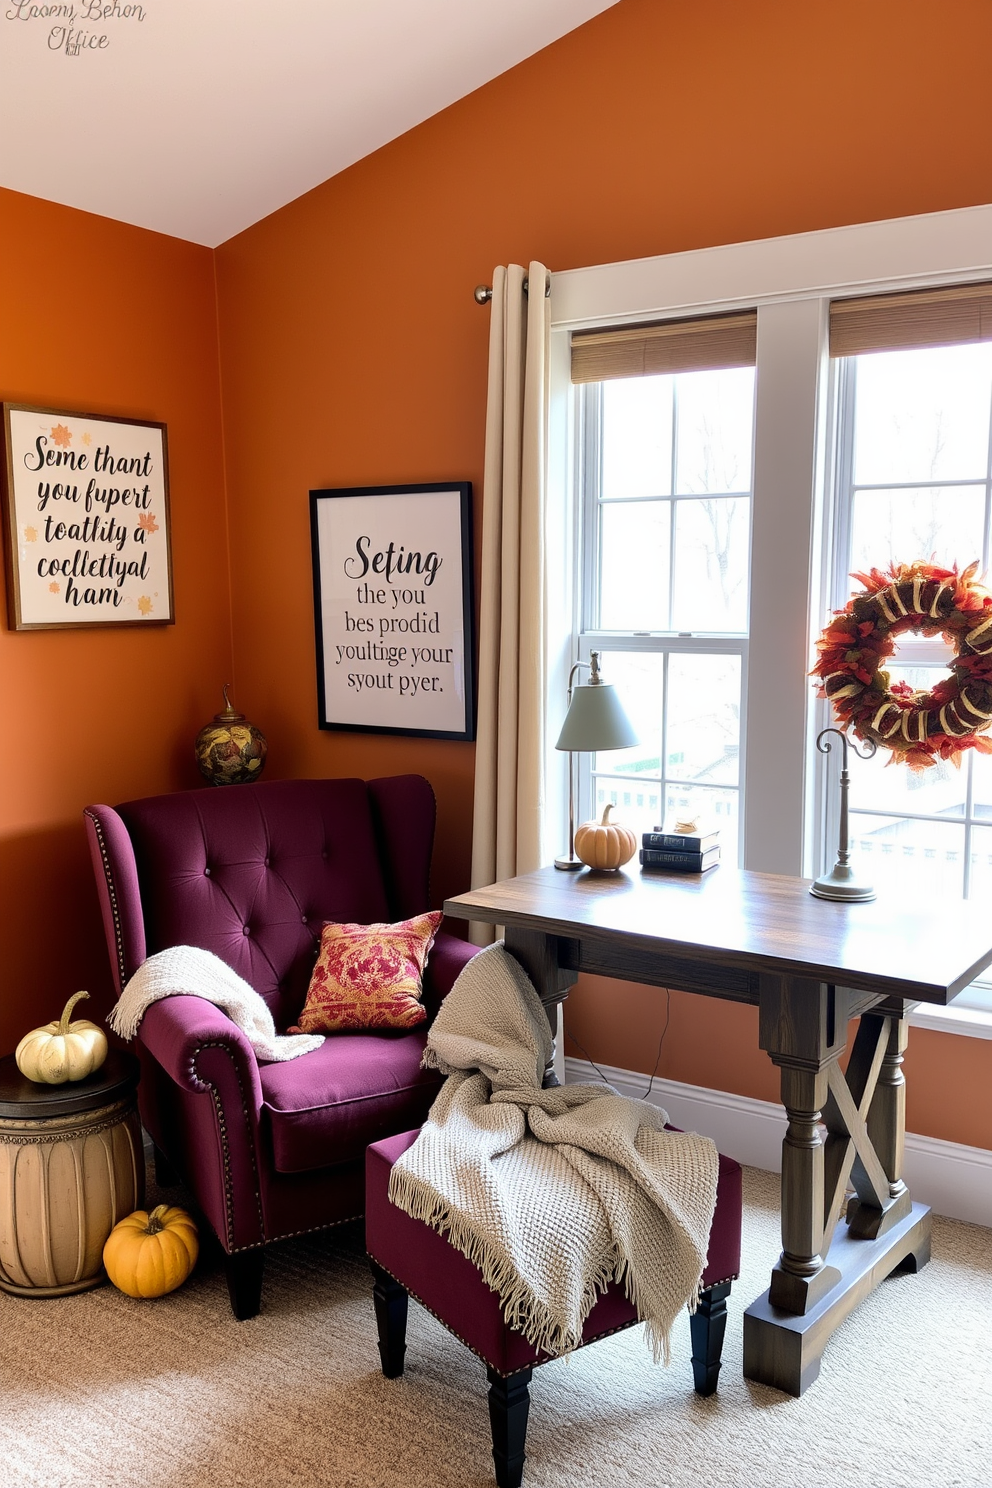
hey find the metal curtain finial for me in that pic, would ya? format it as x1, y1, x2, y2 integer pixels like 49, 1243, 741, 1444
474, 274, 551, 304
810, 727, 878, 902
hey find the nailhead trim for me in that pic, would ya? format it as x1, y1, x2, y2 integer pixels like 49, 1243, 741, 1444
84, 809, 127, 989
189, 1041, 266, 1249
366, 1252, 736, 1380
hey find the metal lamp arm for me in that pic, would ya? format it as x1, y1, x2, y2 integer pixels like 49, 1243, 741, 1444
564, 650, 602, 704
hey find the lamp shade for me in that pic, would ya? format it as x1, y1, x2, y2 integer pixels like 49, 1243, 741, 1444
555, 682, 638, 752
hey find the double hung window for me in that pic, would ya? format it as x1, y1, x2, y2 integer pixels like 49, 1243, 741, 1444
827, 287, 992, 907
826, 286, 992, 1013
571, 315, 756, 860
556, 219, 992, 1027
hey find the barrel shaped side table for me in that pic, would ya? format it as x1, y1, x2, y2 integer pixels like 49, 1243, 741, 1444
0, 1049, 145, 1296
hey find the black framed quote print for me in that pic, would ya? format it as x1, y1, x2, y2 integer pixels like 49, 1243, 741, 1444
1, 404, 173, 630
310, 482, 475, 740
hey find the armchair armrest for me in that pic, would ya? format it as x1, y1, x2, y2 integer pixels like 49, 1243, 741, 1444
138, 997, 266, 1252
423, 930, 479, 1016
138, 996, 264, 1110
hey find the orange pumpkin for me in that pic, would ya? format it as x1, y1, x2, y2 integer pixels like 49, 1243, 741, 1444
573, 804, 637, 871
103, 1204, 199, 1299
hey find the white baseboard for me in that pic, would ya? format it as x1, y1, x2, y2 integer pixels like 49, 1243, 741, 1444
564, 1056, 992, 1229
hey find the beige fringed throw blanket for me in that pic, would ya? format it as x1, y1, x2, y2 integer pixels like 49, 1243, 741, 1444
388, 941, 719, 1361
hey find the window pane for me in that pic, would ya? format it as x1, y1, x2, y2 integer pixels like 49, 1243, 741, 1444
971, 750, 992, 821
847, 752, 967, 819
593, 774, 662, 842
675, 368, 755, 495
968, 824, 992, 900
593, 651, 663, 778
848, 813, 965, 898
848, 486, 985, 578
602, 377, 673, 499
671, 498, 749, 631
666, 653, 741, 786
847, 667, 967, 818
600, 502, 670, 629
852, 344, 992, 486
590, 776, 740, 863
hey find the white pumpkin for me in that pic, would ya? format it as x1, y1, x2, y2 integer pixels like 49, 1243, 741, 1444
15, 991, 108, 1085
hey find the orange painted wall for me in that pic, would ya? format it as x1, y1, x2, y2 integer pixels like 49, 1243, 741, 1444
562, 979, 992, 1150
0, 187, 232, 1054
214, 0, 992, 1149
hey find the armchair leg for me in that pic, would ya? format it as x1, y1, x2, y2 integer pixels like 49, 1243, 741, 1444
370, 1260, 409, 1378
689, 1281, 732, 1396
225, 1249, 265, 1320
487, 1366, 532, 1488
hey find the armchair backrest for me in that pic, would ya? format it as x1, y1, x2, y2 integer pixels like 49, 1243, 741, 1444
85, 776, 436, 1031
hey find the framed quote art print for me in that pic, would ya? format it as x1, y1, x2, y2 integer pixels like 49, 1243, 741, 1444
1, 404, 173, 630
310, 482, 475, 740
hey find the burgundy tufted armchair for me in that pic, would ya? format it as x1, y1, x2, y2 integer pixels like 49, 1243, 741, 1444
84, 776, 477, 1319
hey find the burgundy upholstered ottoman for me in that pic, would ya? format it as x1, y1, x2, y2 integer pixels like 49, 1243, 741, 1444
365, 1128, 743, 1488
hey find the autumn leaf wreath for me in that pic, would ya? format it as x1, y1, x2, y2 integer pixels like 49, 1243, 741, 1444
811, 559, 992, 771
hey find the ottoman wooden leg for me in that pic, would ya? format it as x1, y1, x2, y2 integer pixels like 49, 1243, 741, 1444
371, 1261, 409, 1378
689, 1281, 731, 1397
487, 1366, 532, 1488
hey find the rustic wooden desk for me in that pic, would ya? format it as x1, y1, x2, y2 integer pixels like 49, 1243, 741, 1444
445, 864, 992, 1396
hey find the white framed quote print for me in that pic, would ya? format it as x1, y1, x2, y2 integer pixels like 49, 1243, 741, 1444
310, 482, 475, 740
1, 404, 173, 630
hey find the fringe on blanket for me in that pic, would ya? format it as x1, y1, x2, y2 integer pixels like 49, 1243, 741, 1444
388, 1163, 692, 1364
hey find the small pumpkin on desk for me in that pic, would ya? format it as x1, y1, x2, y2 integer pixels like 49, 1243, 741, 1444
573, 804, 637, 871
15, 991, 108, 1085
103, 1204, 199, 1299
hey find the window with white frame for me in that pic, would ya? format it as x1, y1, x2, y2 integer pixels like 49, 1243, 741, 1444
553, 214, 992, 1029
831, 341, 992, 903
824, 285, 992, 1013
571, 315, 756, 861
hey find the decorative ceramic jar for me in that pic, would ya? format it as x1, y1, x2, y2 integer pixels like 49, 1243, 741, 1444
194, 685, 267, 786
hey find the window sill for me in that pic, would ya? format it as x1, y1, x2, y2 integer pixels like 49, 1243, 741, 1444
908, 1002, 992, 1041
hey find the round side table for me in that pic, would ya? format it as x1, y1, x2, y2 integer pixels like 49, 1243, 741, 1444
0, 1048, 145, 1297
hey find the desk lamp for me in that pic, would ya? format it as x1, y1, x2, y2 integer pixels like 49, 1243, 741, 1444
554, 651, 639, 870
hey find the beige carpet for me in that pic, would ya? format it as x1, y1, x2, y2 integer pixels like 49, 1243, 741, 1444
0, 1167, 989, 1488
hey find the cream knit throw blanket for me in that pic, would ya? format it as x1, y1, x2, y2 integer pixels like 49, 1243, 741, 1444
388, 941, 719, 1361
108, 945, 324, 1063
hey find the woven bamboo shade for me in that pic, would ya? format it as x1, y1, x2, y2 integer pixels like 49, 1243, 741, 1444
570, 310, 757, 384
830, 283, 992, 358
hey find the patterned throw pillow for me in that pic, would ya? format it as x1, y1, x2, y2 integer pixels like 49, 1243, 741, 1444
290, 911, 443, 1034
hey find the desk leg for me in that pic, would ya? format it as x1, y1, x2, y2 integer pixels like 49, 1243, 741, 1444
502, 926, 578, 1085
744, 977, 931, 1396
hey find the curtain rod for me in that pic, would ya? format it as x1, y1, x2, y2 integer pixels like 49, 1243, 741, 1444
474, 273, 551, 304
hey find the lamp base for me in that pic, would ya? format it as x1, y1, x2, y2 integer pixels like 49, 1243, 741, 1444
554, 854, 584, 871
809, 864, 876, 902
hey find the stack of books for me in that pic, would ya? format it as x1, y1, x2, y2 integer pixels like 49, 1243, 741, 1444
639, 824, 720, 874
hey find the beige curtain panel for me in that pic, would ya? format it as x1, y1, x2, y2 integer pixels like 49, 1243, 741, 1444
829, 282, 992, 358
470, 262, 551, 945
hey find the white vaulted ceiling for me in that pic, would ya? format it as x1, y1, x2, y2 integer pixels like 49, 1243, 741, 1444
0, 0, 618, 246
